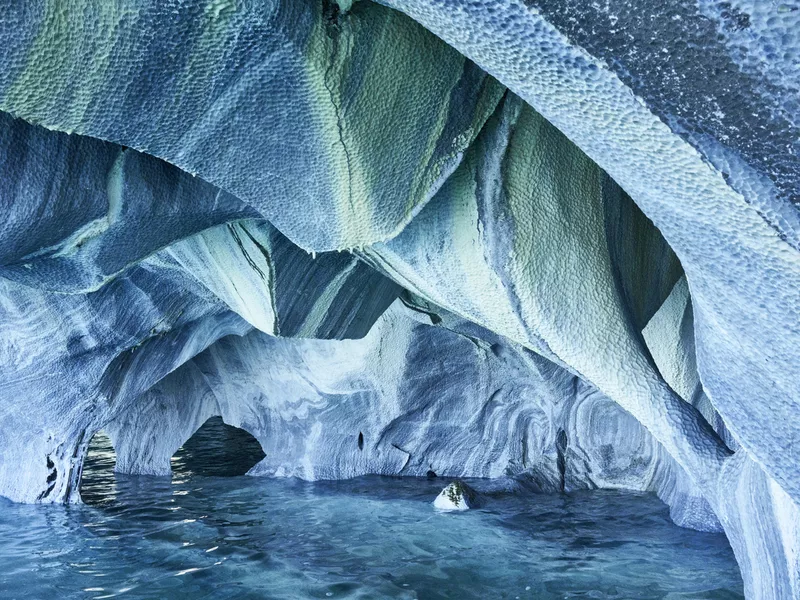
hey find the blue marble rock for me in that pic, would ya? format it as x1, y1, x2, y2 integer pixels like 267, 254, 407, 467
0, 1, 796, 598
0, 0, 503, 251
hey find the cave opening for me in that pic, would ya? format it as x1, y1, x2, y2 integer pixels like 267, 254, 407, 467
79, 430, 118, 506
170, 417, 266, 478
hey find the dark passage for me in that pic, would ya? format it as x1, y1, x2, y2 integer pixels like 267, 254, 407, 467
79, 430, 117, 505
171, 417, 265, 477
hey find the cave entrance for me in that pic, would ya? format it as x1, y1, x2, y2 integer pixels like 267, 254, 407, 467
170, 417, 265, 478
79, 430, 117, 505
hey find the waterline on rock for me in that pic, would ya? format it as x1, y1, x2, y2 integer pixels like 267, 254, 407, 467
0, 430, 745, 599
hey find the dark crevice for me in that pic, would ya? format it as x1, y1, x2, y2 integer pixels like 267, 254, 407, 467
322, 0, 342, 27
45, 468, 57, 485
522, 434, 529, 468
390, 443, 412, 473
398, 292, 442, 325
229, 223, 268, 283
321, 0, 355, 223
556, 429, 568, 493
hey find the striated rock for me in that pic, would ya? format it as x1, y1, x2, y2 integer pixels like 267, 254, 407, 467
0, 111, 258, 293
105, 300, 718, 535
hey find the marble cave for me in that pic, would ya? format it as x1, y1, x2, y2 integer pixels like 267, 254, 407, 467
0, 1, 797, 598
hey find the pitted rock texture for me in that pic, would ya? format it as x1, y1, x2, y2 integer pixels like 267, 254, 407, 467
0, 0, 503, 251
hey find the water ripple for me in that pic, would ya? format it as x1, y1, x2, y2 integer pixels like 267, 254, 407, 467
0, 425, 744, 599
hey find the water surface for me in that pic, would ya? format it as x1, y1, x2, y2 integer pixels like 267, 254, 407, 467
0, 419, 744, 599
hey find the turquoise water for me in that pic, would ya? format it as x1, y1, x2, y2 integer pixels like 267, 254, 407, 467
0, 419, 744, 599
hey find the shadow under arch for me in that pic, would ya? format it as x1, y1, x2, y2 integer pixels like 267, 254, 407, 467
170, 417, 266, 479
79, 430, 118, 506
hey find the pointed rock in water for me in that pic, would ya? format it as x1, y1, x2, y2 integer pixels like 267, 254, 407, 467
434, 481, 477, 511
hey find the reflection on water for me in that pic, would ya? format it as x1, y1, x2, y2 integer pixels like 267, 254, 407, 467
0, 424, 744, 599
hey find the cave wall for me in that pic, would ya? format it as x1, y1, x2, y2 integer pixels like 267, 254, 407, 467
106, 300, 718, 530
